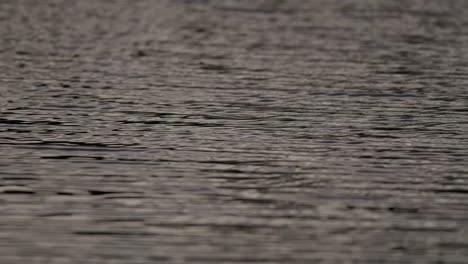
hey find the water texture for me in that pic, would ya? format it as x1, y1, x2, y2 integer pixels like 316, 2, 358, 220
1, 0, 468, 263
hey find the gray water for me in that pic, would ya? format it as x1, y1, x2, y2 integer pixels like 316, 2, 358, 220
1, 1, 468, 263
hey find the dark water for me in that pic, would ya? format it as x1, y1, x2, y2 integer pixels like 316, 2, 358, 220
1, 0, 468, 263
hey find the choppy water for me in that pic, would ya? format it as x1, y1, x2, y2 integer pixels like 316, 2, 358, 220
1, 1, 468, 263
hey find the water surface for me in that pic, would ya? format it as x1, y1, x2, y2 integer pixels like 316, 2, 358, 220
1, 1, 468, 263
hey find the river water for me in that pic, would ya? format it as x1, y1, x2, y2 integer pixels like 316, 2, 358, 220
1, 1, 468, 263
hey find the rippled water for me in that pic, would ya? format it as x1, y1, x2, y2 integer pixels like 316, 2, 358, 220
1, 0, 468, 263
